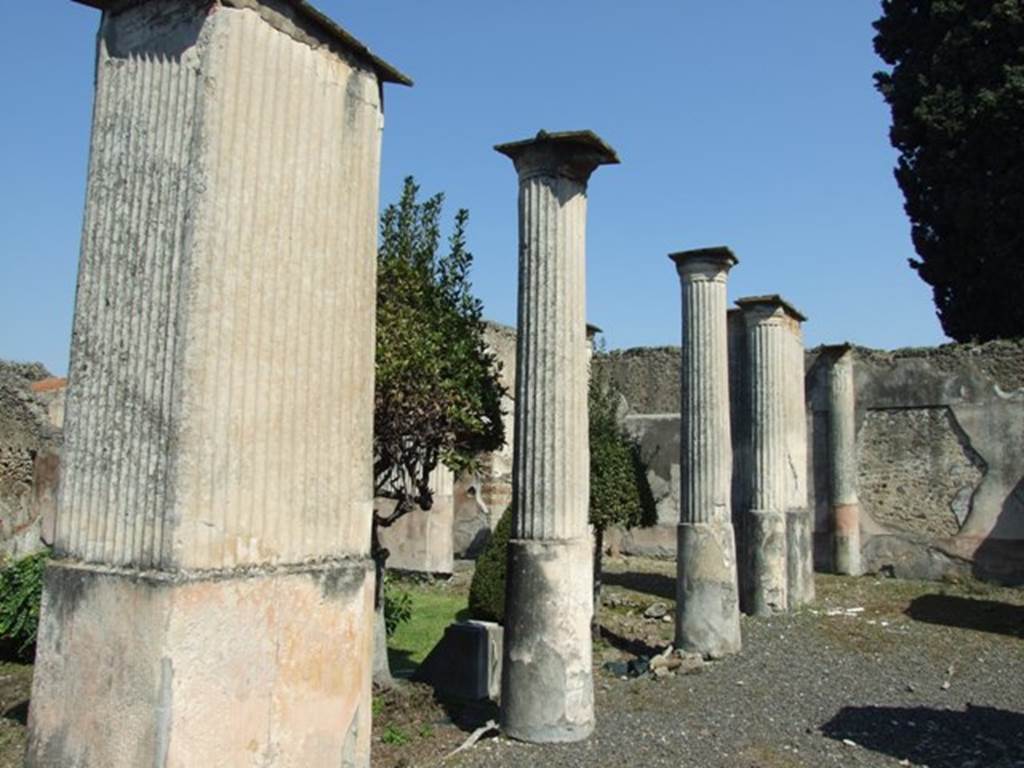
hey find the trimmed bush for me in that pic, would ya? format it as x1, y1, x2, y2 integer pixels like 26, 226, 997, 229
0, 550, 49, 658
467, 505, 512, 623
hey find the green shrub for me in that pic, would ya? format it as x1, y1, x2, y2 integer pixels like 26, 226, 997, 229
467, 505, 512, 623
383, 578, 413, 638
0, 550, 49, 657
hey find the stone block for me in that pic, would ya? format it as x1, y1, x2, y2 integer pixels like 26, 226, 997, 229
415, 620, 503, 701
27, 558, 374, 767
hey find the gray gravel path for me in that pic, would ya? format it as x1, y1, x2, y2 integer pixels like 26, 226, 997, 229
451, 579, 1024, 768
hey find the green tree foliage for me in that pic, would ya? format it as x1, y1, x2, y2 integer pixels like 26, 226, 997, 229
588, 358, 658, 617
588, 362, 658, 537
372, 177, 505, 684
374, 177, 505, 528
0, 550, 49, 658
466, 504, 513, 623
874, 0, 1024, 341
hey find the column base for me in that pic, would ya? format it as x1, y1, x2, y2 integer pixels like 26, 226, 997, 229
786, 509, 816, 607
675, 522, 742, 658
501, 538, 594, 744
744, 510, 788, 616
833, 502, 863, 576
27, 557, 374, 768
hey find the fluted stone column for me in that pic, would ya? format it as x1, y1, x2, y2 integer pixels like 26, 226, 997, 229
828, 345, 862, 575
495, 130, 618, 743
784, 310, 815, 606
671, 247, 742, 658
28, 3, 409, 766
736, 297, 796, 614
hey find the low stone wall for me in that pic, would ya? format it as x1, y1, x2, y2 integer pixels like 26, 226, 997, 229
0, 361, 64, 559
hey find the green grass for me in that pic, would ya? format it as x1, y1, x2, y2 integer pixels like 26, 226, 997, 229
387, 585, 467, 676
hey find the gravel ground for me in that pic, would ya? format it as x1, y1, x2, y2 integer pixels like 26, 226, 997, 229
0, 559, 1019, 767
448, 565, 1024, 768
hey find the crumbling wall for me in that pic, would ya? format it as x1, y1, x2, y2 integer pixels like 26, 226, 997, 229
0, 361, 64, 559
592, 346, 681, 414
806, 339, 1024, 584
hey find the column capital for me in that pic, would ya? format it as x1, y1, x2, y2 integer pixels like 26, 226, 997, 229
71, 0, 413, 86
735, 294, 807, 325
670, 246, 738, 281
495, 129, 619, 183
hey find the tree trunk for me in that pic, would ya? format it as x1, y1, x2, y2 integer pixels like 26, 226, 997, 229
592, 526, 604, 637
371, 518, 395, 690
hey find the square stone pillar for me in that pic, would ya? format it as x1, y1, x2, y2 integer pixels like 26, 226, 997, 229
28, 3, 409, 766
671, 247, 742, 658
495, 130, 618, 743
825, 344, 862, 575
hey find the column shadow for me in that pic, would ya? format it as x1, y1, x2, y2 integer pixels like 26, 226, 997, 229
601, 571, 675, 601
904, 594, 1024, 638
821, 705, 1024, 767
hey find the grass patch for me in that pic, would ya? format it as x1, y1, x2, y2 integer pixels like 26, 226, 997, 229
387, 584, 467, 676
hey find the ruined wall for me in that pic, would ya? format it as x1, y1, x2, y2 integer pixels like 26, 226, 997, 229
452, 321, 517, 557
604, 339, 1024, 584
0, 362, 64, 559
592, 346, 681, 415
806, 339, 1024, 584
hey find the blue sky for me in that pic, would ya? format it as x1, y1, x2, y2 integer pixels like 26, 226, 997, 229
0, 1, 947, 376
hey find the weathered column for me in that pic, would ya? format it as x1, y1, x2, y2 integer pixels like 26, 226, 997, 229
671, 247, 742, 658
828, 345, 862, 575
495, 130, 618, 743
28, 3, 409, 767
736, 296, 799, 615
784, 309, 815, 605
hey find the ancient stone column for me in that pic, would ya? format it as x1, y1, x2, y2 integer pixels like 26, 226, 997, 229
671, 247, 742, 658
495, 130, 618, 743
736, 296, 797, 615
828, 345, 862, 575
28, 3, 409, 766
784, 309, 815, 606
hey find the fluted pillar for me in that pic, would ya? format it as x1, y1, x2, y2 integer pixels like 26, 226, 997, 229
495, 130, 618, 743
671, 247, 741, 658
736, 297, 792, 614
828, 345, 862, 575
28, 3, 409, 766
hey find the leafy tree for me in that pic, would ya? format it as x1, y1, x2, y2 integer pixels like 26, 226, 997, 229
372, 177, 505, 686
874, 0, 1024, 341
0, 550, 49, 659
466, 504, 513, 623
587, 350, 658, 623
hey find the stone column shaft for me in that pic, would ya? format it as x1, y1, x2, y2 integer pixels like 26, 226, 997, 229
829, 346, 862, 575
28, 3, 409, 766
672, 247, 741, 658
784, 318, 815, 605
495, 131, 618, 743
737, 299, 792, 615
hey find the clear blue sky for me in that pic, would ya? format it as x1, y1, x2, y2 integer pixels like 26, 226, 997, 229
0, 1, 947, 376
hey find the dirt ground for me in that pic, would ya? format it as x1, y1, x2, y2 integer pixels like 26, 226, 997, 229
0, 557, 1021, 767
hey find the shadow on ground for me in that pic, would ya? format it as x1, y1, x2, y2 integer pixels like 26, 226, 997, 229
905, 594, 1024, 638
2, 701, 27, 727
822, 704, 1024, 768
602, 570, 674, 600
597, 625, 663, 659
